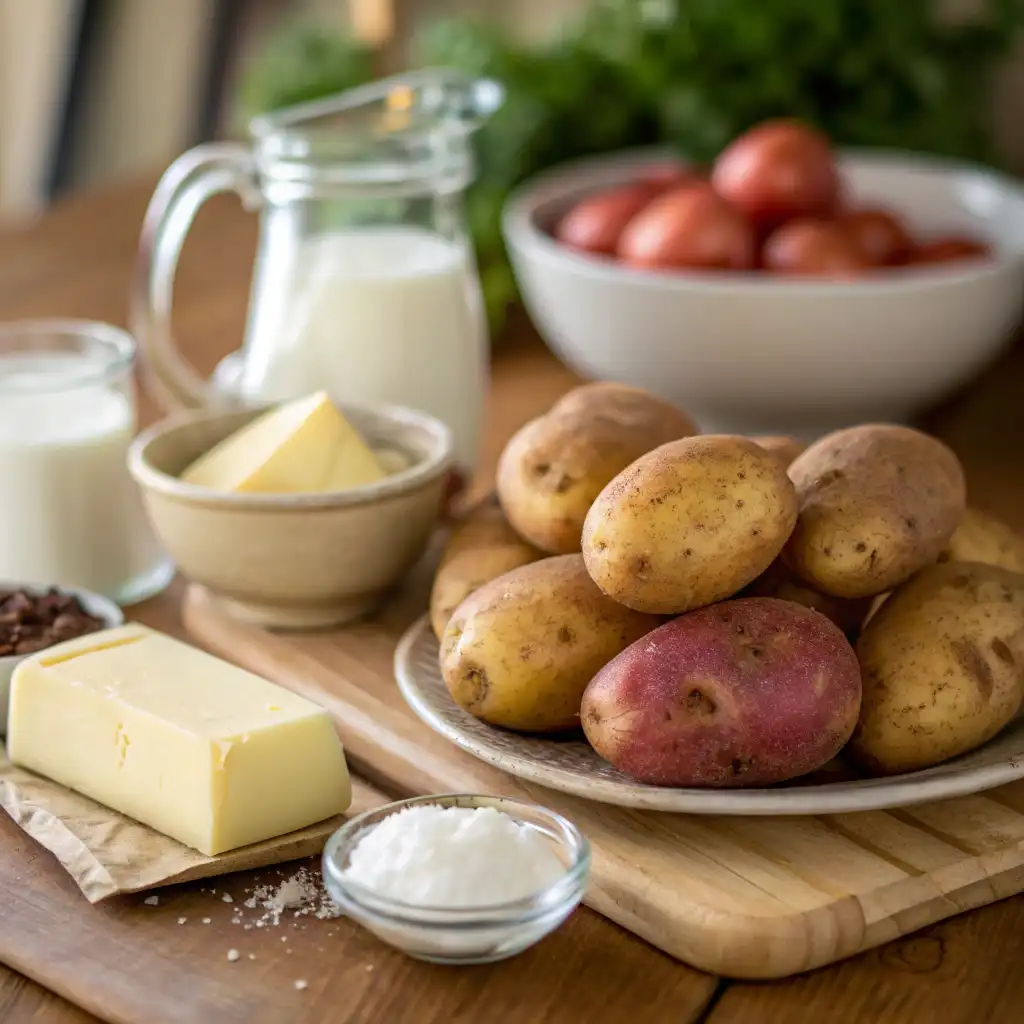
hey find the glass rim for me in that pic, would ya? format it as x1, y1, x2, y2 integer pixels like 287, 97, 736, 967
321, 793, 591, 922
0, 319, 136, 394
247, 67, 503, 144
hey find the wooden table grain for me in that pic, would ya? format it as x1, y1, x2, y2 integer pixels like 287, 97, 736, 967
0, 176, 1022, 1024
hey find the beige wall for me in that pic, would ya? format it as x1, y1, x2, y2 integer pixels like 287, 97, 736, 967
0, 0, 79, 217
72, 0, 215, 189
1, 0, 1022, 222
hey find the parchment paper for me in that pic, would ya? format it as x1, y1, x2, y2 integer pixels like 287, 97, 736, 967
0, 751, 350, 903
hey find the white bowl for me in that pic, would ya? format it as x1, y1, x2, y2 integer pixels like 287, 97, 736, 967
0, 583, 125, 734
503, 148, 1024, 437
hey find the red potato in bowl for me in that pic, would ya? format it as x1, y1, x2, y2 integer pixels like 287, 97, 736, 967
762, 219, 872, 277
554, 183, 658, 256
837, 207, 913, 266
617, 186, 756, 271
637, 163, 707, 191
711, 119, 840, 230
911, 237, 992, 265
581, 598, 862, 787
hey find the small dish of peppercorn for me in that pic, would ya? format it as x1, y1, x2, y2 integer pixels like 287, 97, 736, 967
0, 583, 124, 733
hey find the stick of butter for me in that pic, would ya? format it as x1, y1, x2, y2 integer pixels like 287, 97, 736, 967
7, 624, 351, 856
181, 391, 386, 493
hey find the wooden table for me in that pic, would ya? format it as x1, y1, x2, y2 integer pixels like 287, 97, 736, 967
0, 178, 1022, 1024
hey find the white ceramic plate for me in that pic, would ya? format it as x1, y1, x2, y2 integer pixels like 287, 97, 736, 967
394, 615, 1024, 815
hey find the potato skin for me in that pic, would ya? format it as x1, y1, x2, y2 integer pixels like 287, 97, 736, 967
938, 507, 1024, 574
581, 598, 862, 787
850, 561, 1024, 775
785, 424, 966, 599
752, 435, 807, 467
430, 500, 542, 640
550, 381, 696, 439
440, 554, 660, 733
582, 436, 798, 614
743, 558, 871, 640
496, 384, 696, 555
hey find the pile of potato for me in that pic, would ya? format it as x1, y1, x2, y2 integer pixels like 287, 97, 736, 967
431, 382, 1024, 788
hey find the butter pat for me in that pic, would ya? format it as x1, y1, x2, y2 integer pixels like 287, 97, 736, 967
181, 391, 386, 493
7, 624, 351, 855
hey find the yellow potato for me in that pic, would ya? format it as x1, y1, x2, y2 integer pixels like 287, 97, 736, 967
938, 507, 1024, 573
582, 435, 798, 614
786, 424, 966, 599
743, 558, 871, 639
550, 381, 696, 439
751, 435, 807, 467
430, 501, 542, 640
435, 493, 518, 569
496, 386, 695, 554
861, 592, 890, 628
440, 554, 659, 733
850, 561, 1024, 775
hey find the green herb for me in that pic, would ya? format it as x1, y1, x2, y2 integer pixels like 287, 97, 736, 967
240, 1, 1024, 336
237, 21, 374, 125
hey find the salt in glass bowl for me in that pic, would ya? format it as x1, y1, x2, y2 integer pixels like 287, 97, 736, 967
321, 793, 591, 965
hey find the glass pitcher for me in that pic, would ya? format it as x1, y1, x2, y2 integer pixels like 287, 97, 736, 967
131, 70, 504, 474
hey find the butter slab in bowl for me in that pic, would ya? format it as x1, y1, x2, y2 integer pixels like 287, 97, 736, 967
128, 400, 452, 629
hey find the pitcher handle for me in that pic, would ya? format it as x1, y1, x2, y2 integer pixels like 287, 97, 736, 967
131, 143, 261, 411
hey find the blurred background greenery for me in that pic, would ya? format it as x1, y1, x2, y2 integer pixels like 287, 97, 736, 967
4, 0, 1021, 335
240, 0, 1024, 333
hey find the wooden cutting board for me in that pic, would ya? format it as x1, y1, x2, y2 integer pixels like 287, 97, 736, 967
0, 779, 401, 1024
182, 577, 1024, 981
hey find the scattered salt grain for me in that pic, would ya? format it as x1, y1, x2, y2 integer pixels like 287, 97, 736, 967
202, 917, 211, 925
294, 980, 308, 991
231, 868, 341, 929
226, 949, 240, 962
143, 895, 159, 906
177, 917, 187, 925
222, 894, 233, 903
248, 954, 256, 961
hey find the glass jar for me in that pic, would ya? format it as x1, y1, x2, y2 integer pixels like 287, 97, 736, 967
0, 320, 173, 603
132, 70, 504, 475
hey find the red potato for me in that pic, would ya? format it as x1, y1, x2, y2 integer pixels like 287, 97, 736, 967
762, 218, 872, 277
636, 163, 707, 191
581, 598, 862, 787
711, 119, 840, 230
838, 208, 913, 266
554, 183, 658, 256
911, 237, 992, 265
617, 185, 756, 271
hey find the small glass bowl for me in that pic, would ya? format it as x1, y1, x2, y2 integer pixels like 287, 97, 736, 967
321, 793, 591, 965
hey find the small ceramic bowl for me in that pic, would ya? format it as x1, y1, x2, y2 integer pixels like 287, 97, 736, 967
128, 402, 452, 629
0, 582, 124, 734
321, 794, 591, 965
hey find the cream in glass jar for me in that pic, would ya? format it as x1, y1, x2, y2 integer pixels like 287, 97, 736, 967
237, 226, 485, 472
132, 70, 503, 475
0, 321, 173, 603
